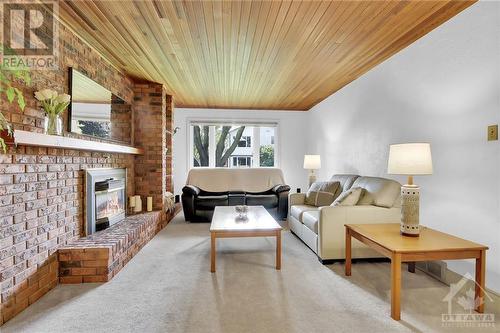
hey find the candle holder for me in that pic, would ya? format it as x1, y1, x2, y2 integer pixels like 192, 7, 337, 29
133, 195, 142, 213
147, 196, 153, 212
128, 196, 136, 214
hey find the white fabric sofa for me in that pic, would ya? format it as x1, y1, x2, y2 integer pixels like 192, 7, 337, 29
288, 174, 401, 263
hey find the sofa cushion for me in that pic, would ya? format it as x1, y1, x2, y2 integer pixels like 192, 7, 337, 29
196, 195, 228, 210
353, 176, 401, 208
331, 187, 364, 207
290, 205, 318, 222
186, 168, 285, 192
305, 181, 340, 207
245, 194, 278, 208
329, 174, 360, 199
302, 211, 319, 234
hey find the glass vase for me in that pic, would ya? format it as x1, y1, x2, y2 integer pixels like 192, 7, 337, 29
43, 113, 62, 136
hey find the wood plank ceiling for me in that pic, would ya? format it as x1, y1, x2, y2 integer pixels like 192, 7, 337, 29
59, 0, 475, 110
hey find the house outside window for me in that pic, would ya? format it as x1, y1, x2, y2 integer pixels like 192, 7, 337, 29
232, 156, 252, 167
237, 136, 251, 148
189, 120, 278, 169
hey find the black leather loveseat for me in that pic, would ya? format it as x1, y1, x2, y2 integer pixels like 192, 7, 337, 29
181, 168, 290, 222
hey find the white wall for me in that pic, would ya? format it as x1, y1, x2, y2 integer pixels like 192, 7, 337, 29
307, 2, 500, 292
173, 108, 309, 195
171, 1, 499, 292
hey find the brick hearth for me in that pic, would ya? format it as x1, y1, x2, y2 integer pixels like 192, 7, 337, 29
58, 208, 179, 284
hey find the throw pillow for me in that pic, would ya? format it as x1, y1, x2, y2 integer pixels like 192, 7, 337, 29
305, 181, 340, 207
331, 187, 364, 207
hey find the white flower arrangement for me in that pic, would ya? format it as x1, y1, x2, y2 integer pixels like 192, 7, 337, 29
34, 89, 71, 116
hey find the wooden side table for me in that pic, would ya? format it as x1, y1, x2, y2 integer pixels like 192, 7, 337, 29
344, 223, 488, 321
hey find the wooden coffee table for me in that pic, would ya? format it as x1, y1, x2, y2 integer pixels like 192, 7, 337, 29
344, 223, 488, 320
210, 206, 282, 272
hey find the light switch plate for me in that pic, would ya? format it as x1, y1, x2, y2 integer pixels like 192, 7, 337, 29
488, 125, 498, 141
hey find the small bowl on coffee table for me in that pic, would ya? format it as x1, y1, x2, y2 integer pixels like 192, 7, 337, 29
235, 205, 248, 221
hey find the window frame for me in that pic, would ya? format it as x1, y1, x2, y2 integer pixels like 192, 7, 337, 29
187, 118, 280, 170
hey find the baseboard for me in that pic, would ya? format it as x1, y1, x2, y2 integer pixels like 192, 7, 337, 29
318, 257, 391, 265
318, 258, 338, 265
417, 260, 500, 312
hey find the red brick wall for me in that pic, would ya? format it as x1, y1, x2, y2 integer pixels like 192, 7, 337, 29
0, 24, 136, 325
133, 83, 172, 213
110, 96, 132, 143
0, 146, 135, 324
0, 17, 174, 327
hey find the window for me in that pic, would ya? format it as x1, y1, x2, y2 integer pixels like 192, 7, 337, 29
238, 136, 251, 148
232, 156, 252, 167
189, 121, 278, 168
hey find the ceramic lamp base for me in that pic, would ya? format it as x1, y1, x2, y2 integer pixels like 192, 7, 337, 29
308, 170, 317, 187
400, 185, 420, 237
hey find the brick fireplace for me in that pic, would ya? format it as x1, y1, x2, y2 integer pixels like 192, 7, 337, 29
0, 24, 175, 325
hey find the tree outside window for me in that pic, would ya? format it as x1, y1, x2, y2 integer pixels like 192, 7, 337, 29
193, 125, 245, 167
191, 123, 277, 168
259, 145, 274, 167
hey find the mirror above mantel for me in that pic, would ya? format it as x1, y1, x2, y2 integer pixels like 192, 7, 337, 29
68, 68, 132, 144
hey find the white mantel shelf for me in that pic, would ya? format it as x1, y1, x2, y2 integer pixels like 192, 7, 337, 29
11, 130, 144, 155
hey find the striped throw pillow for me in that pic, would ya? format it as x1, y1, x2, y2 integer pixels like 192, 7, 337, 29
305, 181, 340, 207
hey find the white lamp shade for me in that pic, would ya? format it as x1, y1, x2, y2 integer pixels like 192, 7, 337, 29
387, 143, 433, 175
304, 155, 321, 169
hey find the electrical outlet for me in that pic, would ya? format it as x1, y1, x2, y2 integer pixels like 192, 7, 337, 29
487, 125, 498, 141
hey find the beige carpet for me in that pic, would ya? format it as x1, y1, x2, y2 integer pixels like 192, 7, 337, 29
2, 213, 498, 333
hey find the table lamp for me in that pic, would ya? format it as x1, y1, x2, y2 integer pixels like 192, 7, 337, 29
387, 143, 433, 237
304, 155, 321, 187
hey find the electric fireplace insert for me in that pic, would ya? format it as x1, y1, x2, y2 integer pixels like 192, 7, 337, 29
85, 168, 127, 235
